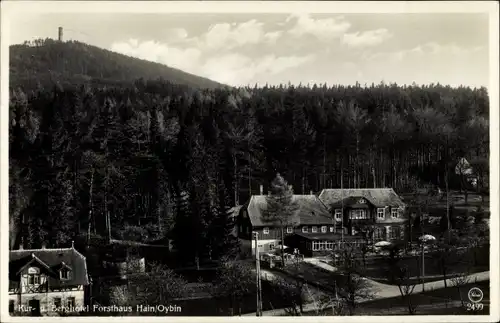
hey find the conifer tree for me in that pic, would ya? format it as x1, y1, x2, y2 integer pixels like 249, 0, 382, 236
263, 173, 299, 266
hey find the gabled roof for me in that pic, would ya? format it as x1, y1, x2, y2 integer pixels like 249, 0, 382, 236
245, 194, 333, 227
334, 196, 373, 208
14, 253, 56, 276
318, 188, 406, 208
9, 247, 89, 286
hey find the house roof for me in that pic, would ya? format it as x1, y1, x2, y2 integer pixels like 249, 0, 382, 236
245, 194, 333, 227
293, 232, 361, 241
318, 188, 406, 209
9, 247, 90, 287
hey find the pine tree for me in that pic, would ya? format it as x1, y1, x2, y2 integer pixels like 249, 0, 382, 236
263, 173, 299, 267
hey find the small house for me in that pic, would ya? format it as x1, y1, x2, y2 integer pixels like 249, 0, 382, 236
9, 242, 90, 316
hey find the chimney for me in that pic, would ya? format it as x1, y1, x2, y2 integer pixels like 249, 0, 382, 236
58, 27, 63, 42
19, 242, 24, 250
268, 191, 271, 197
71, 240, 75, 249
260, 185, 263, 195
41, 242, 47, 249
310, 190, 314, 195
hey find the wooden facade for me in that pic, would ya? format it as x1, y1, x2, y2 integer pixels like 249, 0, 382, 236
9, 246, 90, 316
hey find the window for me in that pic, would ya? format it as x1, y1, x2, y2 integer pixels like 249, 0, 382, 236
242, 211, 247, 218
27, 267, 40, 286
263, 227, 270, 235
334, 209, 342, 221
312, 241, 334, 251
9, 300, 14, 313
67, 297, 75, 308
321, 226, 327, 233
312, 226, 318, 233
60, 268, 69, 280
54, 298, 61, 308
269, 243, 275, 250
377, 208, 385, 220
350, 209, 367, 220
390, 227, 398, 239
391, 208, 399, 219
329, 226, 334, 233
287, 227, 293, 233
302, 226, 308, 233
358, 198, 366, 204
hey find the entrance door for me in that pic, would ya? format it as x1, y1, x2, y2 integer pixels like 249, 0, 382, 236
28, 299, 40, 316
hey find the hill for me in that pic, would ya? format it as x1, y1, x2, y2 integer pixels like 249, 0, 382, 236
9, 38, 225, 90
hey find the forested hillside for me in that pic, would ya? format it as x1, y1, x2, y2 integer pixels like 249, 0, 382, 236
9, 38, 225, 91
9, 79, 489, 265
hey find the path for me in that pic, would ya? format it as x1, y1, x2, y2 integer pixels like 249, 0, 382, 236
244, 259, 489, 316
304, 258, 489, 297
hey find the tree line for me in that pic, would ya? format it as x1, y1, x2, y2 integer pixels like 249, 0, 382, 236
9, 79, 490, 266
10, 38, 223, 91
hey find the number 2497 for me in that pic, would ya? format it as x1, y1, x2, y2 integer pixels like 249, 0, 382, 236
466, 303, 484, 311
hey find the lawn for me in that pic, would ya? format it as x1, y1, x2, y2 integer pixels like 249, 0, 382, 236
360, 245, 489, 285
355, 280, 490, 315
280, 262, 338, 292
305, 281, 490, 316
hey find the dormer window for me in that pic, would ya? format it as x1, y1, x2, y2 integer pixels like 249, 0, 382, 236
58, 262, 71, 280
358, 198, 366, 204
60, 268, 69, 280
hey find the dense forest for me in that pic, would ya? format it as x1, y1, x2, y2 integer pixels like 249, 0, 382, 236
9, 39, 225, 91
9, 41, 490, 266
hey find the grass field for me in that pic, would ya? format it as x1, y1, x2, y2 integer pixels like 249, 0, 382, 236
355, 281, 490, 315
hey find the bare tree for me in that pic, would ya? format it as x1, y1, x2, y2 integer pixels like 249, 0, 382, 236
270, 255, 307, 315
435, 234, 460, 288
210, 258, 255, 316
394, 264, 418, 314
359, 226, 375, 269
132, 262, 190, 306
309, 292, 345, 316
450, 267, 472, 308
334, 245, 375, 315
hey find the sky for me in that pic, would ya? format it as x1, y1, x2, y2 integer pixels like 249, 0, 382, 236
8, 12, 490, 88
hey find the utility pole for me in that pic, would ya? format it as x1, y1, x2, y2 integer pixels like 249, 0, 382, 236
254, 232, 263, 316
341, 165, 344, 244
107, 211, 111, 243
421, 242, 425, 292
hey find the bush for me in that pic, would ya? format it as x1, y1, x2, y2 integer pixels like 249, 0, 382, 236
118, 225, 149, 242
